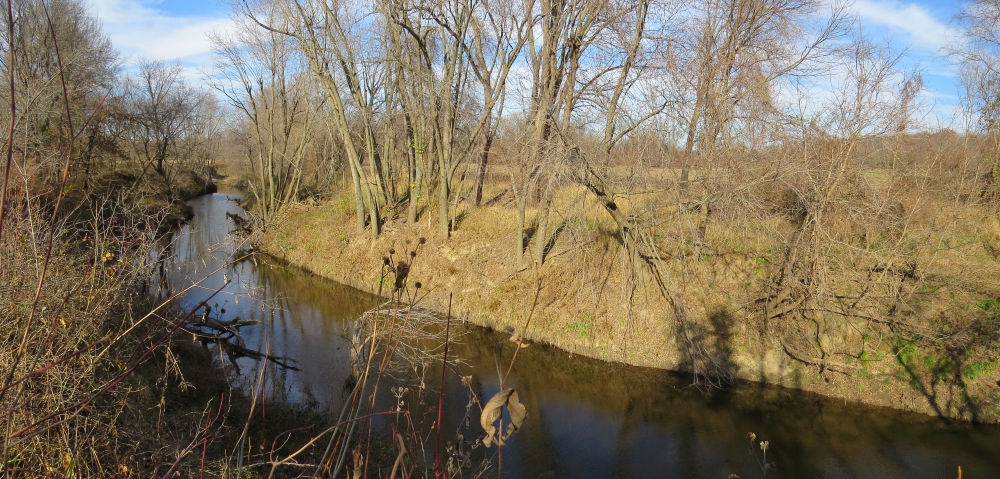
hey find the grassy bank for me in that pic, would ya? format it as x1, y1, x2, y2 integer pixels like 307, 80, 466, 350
259, 178, 1000, 424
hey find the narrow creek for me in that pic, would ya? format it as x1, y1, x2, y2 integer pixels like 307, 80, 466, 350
162, 193, 1000, 479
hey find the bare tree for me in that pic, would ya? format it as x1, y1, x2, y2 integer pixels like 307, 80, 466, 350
952, 0, 1000, 201
211, 16, 319, 230
521, 0, 608, 264
385, 0, 473, 239
0, 0, 117, 201
238, 0, 388, 238
466, 0, 534, 206
120, 60, 205, 201
670, 0, 848, 187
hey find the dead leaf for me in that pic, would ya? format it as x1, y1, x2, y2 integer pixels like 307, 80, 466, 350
480, 388, 527, 447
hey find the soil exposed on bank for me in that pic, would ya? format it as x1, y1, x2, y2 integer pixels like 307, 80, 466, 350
257, 187, 1000, 424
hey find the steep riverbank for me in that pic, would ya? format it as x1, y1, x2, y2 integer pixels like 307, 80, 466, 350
258, 187, 1000, 423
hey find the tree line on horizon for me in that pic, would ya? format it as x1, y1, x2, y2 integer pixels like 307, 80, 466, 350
209, 0, 1000, 258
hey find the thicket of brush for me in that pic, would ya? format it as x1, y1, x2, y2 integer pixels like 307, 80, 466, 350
0, 0, 251, 475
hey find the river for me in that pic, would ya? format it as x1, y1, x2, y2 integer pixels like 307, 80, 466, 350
162, 193, 1000, 479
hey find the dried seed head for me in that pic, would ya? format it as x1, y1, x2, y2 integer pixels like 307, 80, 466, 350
410, 251, 416, 258
415, 281, 422, 289
382, 256, 390, 265
389, 248, 395, 255
747, 432, 756, 442
394, 262, 410, 290
419, 237, 426, 244
405, 239, 411, 245
759, 440, 769, 452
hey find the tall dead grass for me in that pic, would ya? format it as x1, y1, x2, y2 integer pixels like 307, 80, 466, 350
0, 187, 197, 475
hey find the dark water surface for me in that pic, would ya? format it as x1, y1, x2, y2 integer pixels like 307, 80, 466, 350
164, 193, 1000, 479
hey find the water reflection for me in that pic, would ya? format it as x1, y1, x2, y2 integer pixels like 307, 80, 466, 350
166, 193, 1000, 479
450, 331, 1000, 478
161, 193, 376, 408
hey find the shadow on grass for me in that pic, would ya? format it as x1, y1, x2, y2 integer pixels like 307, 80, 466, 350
891, 312, 1000, 423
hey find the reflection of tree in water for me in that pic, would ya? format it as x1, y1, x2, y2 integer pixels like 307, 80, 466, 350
232, 252, 378, 410
444, 327, 1000, 479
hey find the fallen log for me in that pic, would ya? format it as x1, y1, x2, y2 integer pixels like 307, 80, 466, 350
182, 313, 299, 371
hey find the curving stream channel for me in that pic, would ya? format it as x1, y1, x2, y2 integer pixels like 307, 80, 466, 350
162, 193, 1000, 479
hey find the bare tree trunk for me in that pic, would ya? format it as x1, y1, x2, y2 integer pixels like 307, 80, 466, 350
473, 123, 493, 206
347, 146, 366, 234
437, 155, 450, 238
516, 192, 526, 265
531, 177, 555, 265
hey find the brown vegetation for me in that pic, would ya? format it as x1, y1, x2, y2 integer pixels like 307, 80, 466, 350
4, 0, 1000, 475
0, 0, 282, 475
221, 0, 1000, 425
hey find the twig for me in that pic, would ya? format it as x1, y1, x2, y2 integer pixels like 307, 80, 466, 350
434, 293, 453, 479
7, 286, 229, 442
502, 272, 541, 386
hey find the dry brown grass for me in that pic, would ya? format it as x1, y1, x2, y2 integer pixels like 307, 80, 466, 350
0, 196, 176, 475
261, 164, 1000, 423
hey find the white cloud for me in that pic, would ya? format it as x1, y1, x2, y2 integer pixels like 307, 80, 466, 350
84, 0, 235, 75
851, 0, 956, 52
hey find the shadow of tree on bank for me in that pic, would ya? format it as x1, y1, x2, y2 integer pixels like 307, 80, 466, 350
675, 305, 739, 388
540, 221, 568, 263
892, 310, 1000, 422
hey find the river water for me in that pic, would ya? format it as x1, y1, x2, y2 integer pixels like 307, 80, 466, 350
163, 193, 1000, 479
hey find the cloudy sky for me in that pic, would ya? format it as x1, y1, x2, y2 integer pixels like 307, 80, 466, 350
83, 0, 232, 80
851, 0, 966, 128
82, 0, 968, 127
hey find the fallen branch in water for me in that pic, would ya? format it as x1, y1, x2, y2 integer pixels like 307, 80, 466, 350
183, 314, 300, 371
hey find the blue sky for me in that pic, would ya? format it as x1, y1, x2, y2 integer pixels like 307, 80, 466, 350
83, 0, 969, 128
850, 0, 966, 128
83, 0, 233, 80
